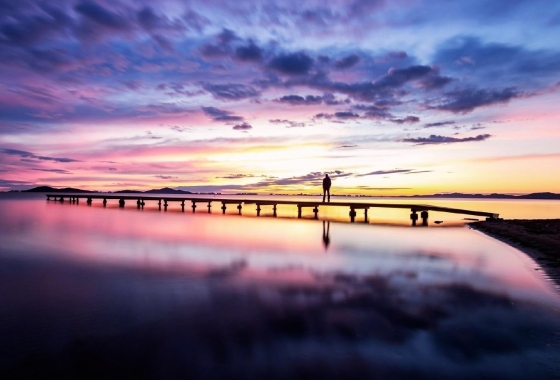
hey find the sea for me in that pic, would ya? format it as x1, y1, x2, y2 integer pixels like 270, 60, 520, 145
1, 192, 560, 379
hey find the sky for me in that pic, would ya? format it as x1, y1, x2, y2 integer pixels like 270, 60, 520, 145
1, 0, 560, 195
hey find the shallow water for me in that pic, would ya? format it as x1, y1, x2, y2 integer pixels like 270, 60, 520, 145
1, 194, 560, 379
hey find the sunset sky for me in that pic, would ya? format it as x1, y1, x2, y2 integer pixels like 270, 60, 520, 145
1, 0, 559, 194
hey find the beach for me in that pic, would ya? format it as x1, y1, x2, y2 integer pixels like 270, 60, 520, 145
471, 219, 560, 286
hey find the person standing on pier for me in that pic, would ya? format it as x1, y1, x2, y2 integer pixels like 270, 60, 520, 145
322, 173, 331, 203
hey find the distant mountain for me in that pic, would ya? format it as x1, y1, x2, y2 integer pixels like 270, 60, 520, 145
24, 186, 95, 193
144, 187, 193, 194
518, 192, 560, 200
404, 192, 560, 200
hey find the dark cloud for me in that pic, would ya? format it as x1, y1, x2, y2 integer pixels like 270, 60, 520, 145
232, 122, 252, 131
252, 170, 352, 187
268, 119, 305, 128
275, 95, 322, 105
201, 106, 244, 122
334, 54, 360, 69
32, 168, 71, 174
322, 93, 350, 105
391, 116, 420, 124
199, 29, 237, 58
352, 104, 393, 119
402, 134, 492, 145
357, 169, 416, 176
1, 148, 80, 163
75, 1, 129, 30
154, 175, 178, 179
435, 87, 519, 113
315, 112, 360, 120
424, 121, 455, 128
216, 174, 257, 179
234, 41, 264, 61
202, 83, 260, 101
268, 52, 314, 75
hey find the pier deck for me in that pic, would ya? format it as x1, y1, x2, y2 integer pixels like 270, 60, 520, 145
46, 193, 499, 225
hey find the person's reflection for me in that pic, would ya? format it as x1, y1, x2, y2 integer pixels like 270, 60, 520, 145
322, 221, 330, 250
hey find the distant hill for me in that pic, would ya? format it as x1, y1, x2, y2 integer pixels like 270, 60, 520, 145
404, 192, 560, 200
144, 187, 193, 194
113, 187, 193, 194
24, 186, 95, 193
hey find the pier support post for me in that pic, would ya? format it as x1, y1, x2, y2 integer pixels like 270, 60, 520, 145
181, 200, 185, 212
47, 196, 50, 201
237, 203, 242, 215
349, 207, 356, 223
421, 210, 429, 226
103, 198, 107, 207
256, 205, 261, 216
164, 200, 168, 211
364, 208, 369, 223
410, 210, 418, 226
273, 204, 277, 217
60, 197, 64, 203
313, 206, 319, 219
76, 197, 79, 204
87, 197, 92, 205
158, 199, 162, 210
137, 199, 141, 208
221, 203, 227, 214
297, 205, 302, 219
119, 199, 125, 208
208, 202, 212, 213
192, 201, 196, 213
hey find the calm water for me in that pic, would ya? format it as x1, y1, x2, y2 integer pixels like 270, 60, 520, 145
1, 193, 560, 379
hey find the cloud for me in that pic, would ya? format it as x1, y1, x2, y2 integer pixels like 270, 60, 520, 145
334, 54, 360, 69
401, 134, 492, 145
247, 170, 352, 187
203, 83, 260, 101
201, 106, 244, 122
435, 87, 520, 113
1, 148, 80, 163
390, 116, 420, 124
269, 119, 306, 128
268, 52, 314, 75
234, 41, 264, 61
32, 168, 71, 174
199, 28, 237, 58
154, 175, 178, 179
275, 95, 322, 105
75, 1, 130, 30
315, 112, 360, 120
424, 121, 455, 128
216, 174, 257, 179
232, 122, 252, 131
357, 169, 417, 177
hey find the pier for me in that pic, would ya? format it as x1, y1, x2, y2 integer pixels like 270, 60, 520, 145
46, 194, 500, 225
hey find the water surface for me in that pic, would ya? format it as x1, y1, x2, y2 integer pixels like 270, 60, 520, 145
1, 194, 559, 379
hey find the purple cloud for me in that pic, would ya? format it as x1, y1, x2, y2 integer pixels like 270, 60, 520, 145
402, 134, 492, 145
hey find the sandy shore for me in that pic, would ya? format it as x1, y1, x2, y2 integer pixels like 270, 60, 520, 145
470, 219, 560, 287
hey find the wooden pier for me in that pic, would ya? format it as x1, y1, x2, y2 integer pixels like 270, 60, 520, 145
46, 194, 500, 225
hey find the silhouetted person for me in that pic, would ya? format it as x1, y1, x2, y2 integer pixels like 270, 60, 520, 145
322, 221, 330, 249
322, 174, 331, 203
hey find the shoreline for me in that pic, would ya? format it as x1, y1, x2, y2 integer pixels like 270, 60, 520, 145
470, 219, 560, 288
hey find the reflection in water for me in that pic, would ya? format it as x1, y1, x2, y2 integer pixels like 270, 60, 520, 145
1, 195, 560, 379
323, 221, 330, 250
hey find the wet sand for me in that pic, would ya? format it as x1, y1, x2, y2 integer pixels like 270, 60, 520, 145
471, 219, 560, 287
